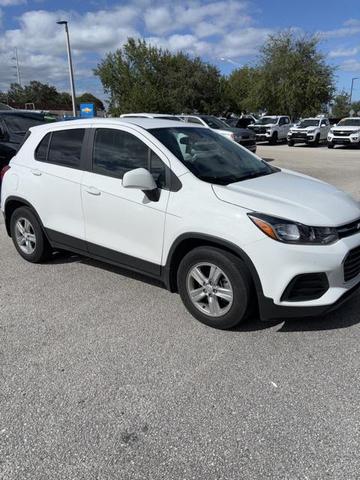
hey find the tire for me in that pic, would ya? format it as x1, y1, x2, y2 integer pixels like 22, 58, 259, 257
177, 246, 251, 329
269, 132, 278, 145
328, 143, 334, 149
313, 134, 320, 146
288, 140, 294, 146
10, 206, 52, 263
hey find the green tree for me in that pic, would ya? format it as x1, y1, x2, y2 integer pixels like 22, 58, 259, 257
225, 66, 262, 114
94, 38, 223, 115
331, 92, 350, 117
76, 92, 105, 111
256, 32, 335, 118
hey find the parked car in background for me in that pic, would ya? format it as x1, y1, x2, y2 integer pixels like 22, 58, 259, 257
0, 111, 56, 170
181, 114, 256, 152
327, 117, 360, 148
120, 113, 183, 121
2, 118, 360, 329
287, 117, 330, 146
225, 115, 257, 129
249, 116, 291, 144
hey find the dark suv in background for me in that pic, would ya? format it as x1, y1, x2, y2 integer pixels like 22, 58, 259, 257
0, 111, 55, 169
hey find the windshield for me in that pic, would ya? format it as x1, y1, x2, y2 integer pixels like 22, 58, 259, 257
255, 117, 277, 125
337, 118, 360, 126
149, 127, 276, 185
201, 116, 229, 130
298, 119, 320, 127
3, 114, 53, 134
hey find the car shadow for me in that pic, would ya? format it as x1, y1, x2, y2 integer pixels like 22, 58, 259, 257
235, 295, 360, 332
46, 251, 360, 333
262, 157, 275, 162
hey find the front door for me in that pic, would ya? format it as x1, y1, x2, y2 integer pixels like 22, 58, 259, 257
81, 126, 170, 275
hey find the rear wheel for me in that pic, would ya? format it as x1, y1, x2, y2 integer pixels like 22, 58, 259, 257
177, 247, 251, 329
10, 207, 52, 263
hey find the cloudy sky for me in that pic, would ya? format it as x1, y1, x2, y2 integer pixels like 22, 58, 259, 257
0, 0, 359, 103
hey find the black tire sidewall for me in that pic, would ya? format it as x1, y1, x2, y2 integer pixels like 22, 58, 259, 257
177, 247, 251, 329
10, 207, 48, 263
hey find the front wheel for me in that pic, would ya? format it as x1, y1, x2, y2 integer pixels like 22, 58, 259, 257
269, 132, 278, 145
328, 143, 334, 149
10, 206, 52, 263
177, 247, 251, 329
287, 140, 294, 146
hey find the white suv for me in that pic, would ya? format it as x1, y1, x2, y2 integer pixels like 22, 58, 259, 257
288, 117, 330, 146
2, 118, 360, 329
327, 117, 360, 148
249, 116, 291, 144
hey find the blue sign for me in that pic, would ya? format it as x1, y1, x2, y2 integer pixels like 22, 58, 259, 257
80, 103, 95, 118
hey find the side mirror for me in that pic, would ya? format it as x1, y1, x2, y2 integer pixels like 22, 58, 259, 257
122, 168, 160, 201
123, 168, 157, 191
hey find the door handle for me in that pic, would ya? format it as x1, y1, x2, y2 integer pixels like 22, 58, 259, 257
85, 186, 101, 196
31, 169, 42, 176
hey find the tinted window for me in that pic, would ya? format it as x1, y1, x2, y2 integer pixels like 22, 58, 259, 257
93, 128, 166, 187
47, 129, 85, 168
3, 114, 54, 134
187, 117, 203, 125
35, 133, 50, 162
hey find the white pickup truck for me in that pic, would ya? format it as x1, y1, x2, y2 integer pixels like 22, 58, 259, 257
249, 115, 291, 144
327, 117, 360, 148
287, 117, 330, 146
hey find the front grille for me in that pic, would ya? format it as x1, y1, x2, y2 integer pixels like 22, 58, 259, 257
291, 132, 308, 138
337, 218, 360, 239
344, 246, 360, 282
252, 127, 267, 134
239, 139, 256, 146
281, 273, 329, 302
332, 130, 351, 137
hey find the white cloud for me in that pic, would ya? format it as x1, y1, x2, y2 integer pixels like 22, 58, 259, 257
329, 47, 359, 58
318, 19, 360, 39
341, 59, 360, 73
0, 0, 26, 6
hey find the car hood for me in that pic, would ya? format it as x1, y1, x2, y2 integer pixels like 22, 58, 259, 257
212, 170, 360, 226
331, 126, 360, 132
291, 125, 319, 131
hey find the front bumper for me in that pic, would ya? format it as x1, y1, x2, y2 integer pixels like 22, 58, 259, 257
288, 132, 316, 143
243, 232, 360, 320
328, 135, 360, 145
237, 140, 256, 152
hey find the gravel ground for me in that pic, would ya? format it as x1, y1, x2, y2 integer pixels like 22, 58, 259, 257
1, 144, 360, 479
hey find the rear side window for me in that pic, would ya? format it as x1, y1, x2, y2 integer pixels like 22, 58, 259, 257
35, 129, 85, 168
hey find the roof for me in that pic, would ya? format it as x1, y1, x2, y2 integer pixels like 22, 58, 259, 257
120, 113, 180, 118
29, 117, 201, 133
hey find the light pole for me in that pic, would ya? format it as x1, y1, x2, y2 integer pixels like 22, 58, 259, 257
349, 77, 359, 106
57, 20, 77, 117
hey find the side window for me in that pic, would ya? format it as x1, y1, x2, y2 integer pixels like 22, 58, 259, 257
93, 128, 148, 179
35, 133, 50, 162
47, 129, 85, 168
284, 117, 290, 124
93, 128, 167, 188
321, 120, 328, 126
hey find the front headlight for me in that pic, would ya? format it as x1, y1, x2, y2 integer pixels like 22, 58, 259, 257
307, 129, 316, 133
351, 130, 360, 135
248, 213, 338, 245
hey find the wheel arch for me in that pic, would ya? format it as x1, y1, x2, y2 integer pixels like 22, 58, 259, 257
3, 196, 47, 239
164, 233, 263, 299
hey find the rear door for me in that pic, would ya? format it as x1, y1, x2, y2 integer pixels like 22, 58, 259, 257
29, 127, 87, 244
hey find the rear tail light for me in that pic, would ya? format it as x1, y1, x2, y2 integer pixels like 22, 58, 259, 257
0, 165, 10, 182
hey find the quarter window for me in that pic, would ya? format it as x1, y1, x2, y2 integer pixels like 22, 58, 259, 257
35, 133, 50, 162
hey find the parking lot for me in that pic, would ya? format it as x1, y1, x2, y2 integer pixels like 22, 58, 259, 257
1, 144, 360, 479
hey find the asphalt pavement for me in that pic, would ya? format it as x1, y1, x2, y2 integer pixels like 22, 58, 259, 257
1, 143, 360, 479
